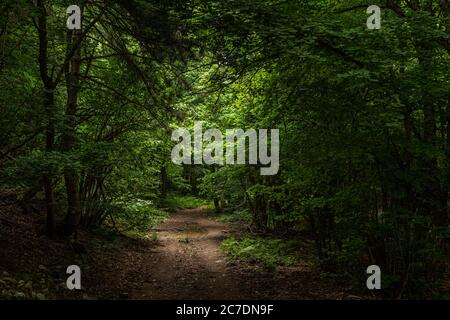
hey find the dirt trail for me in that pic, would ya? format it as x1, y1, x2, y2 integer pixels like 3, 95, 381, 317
131, 208, 344, 300
133, 208, 241, 299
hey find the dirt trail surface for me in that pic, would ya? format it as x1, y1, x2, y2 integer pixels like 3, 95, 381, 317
130, 208, 343, 300
133, 208, 241, 299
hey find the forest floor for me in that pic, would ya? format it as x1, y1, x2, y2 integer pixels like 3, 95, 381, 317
132, 208, 344, 299
0, 190, 348, 300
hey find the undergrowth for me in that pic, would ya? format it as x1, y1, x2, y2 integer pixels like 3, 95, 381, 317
220, 236, 304, 268
162, 193, 211, 210
212, 209, 252, 225
110, 199, 168, 238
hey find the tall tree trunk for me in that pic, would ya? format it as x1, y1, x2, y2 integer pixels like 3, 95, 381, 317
62, 26, 82, 235
37, 0, 56, 238
43, 90, 56, 238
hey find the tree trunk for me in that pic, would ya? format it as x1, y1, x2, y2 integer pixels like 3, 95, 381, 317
37, 0, 56, 238
416, 42, 447, 227
220, 191, 226, 213
62, 27, 82, 235
213, 197, 220, 213
160, 164, 168, 198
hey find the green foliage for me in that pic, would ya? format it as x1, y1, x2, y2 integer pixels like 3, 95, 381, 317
220, 237, 304, 268
161, 193, 211, 210
1, 151, 78, 185
0, 0, 448, 299
213, 209, 252, 225
110, 199, 168, 238
190, 0, 450, 298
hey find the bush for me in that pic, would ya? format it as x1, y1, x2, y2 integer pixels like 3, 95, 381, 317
110, 199, 168, 237
220, 236, 304, 268
161, 193, 211, 210
213, 209, 252, 225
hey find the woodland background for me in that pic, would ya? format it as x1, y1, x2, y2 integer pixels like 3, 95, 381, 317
0, 0, 449, 299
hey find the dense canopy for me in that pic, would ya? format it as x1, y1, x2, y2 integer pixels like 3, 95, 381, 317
0, 0, 448, 299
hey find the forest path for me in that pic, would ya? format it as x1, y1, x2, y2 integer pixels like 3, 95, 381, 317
132, 208, 242, 299
129, 208, 345, 300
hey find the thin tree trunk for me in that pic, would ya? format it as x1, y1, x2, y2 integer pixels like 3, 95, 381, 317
62, 26, 82, 235
37, 0, 56, 238
160, 164, 168, 198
